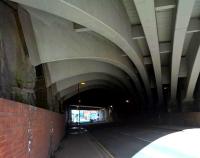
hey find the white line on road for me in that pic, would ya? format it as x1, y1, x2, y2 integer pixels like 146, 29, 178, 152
135, 137, 151, 143
119, 131, 152, 143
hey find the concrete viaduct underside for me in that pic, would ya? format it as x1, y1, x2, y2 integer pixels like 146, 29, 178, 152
6, 0, 200, 112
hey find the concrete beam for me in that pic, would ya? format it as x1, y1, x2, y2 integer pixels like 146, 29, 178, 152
74, 23, 91, 32
76, 19, 198, 40
184, 33, 200, 101
179, 57, 188, 78
143, 42, 172, 65
132, 18, 200, 41
132, 25, 145, 40
155, 0, 176, 12
143, 57, 152, 65
161, 59, 188, 84
134, 0, 163, 104
160, 42, 172, 54
17, 7, 41, 65
187, 18, 200, 34
145, 57, 188, 85
170, 0, 195, 101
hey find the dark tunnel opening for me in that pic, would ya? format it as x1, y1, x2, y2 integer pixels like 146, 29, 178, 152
63, 88, 145, 122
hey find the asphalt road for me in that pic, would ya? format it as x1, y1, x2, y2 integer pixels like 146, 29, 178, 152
88, 124, 185, 158
55, 127, 113, 158
55, 123, 197, 158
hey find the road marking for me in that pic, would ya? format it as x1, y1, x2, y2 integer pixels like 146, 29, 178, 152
151, 126, 175, 130
95, 139, 115, 158
88, 133, 115, 158
135, 137, 151, 143
119, 131, 152, 143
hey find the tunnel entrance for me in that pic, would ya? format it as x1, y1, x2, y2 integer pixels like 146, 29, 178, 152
63, 88, 142, 123
69, 105, 111, 125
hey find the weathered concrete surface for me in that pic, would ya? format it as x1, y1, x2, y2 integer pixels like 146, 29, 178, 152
0, 2, 36, 105
10, 0, 153, 103
19, 7, 144, 101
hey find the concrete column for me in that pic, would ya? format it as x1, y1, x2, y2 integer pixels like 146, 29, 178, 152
181, 100, 194, 112
170, 0, 195, 101
184, 32, 200, 101
134, 0, 163, 105
167, 100, 179, 112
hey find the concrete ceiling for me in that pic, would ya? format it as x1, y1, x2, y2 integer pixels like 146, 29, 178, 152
10, 0, 200, 107
57, 80, 126, 102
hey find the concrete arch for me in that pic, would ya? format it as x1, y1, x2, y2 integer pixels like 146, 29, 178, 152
170, 0, 195, 101
51, 73, 130, 96
58, 79, 126, 98
134, 0, 163, 104
44, 60, 135, 93
56, 79, 127, 98
18, 6, 143, 99
12, 0, 152, 103
58, 80, 124, 102
60, 86, 116, 103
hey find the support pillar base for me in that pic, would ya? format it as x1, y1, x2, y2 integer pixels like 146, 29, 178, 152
167, 99, 178, 112
181, 99, 194, 112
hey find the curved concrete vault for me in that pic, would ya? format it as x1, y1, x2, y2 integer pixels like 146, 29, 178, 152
42, 59, 138, 103
11, 0, 200, 110
12, 0, 152, 104
44, 60, 133, 88
51, 73, 129, 96
57, 80, 127, 102
18, 7, 143, 98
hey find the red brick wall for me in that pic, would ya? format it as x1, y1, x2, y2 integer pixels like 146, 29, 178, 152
0, 98, 65, 158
